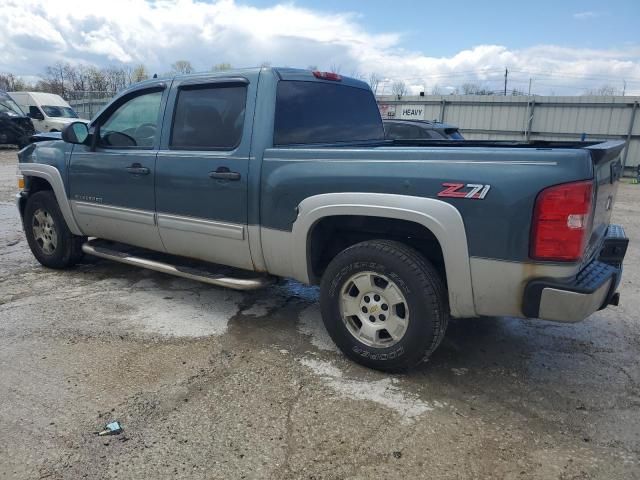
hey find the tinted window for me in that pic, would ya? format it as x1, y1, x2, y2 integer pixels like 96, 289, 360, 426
385, 123, 429, 139
447, 129, 464, 140
171, 84, 246, 150
100, 90, 162, 148
42, 105, 78, 118
385, 123, 407, 139
274, 81, 384, 146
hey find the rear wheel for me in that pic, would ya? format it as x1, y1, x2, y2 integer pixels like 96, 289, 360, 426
24, 190, 85, 269
320, 240, 449, 371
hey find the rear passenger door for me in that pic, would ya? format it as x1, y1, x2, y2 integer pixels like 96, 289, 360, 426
155, 75, 256, 270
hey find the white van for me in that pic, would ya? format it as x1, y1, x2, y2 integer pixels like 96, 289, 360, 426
7, 92, 88, 133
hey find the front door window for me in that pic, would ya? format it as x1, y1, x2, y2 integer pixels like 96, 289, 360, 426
99, 90, 162, 148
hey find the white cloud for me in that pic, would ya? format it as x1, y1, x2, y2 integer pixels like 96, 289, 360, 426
0, 0, 639, 95
573, 11, 601, 20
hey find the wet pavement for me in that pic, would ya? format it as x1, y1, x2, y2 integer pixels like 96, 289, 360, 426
0, 148, 639, 479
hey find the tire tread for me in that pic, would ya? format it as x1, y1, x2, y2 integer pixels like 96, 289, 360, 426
320, 239, 449, 371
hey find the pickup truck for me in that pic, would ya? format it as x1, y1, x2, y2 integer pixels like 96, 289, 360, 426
16, 67, 629, 371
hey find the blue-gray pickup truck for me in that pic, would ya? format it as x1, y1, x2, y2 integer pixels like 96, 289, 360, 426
16, 67, 629, 371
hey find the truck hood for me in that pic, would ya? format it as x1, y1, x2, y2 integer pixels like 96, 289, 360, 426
30, 131, 62, 142
48, 117, 89, 125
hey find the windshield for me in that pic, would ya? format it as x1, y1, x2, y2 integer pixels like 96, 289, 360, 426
41, 105, 78, 118
0, 96, 25, 116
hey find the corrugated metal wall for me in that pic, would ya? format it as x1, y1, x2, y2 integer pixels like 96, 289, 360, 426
377, 95, 640, 170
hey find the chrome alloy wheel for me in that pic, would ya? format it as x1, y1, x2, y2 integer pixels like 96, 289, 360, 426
339, 271, 409, 348
32, 208, 57, 255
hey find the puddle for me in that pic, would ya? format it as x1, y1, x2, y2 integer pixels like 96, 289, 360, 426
121, 287, 243, 338
299, 357, 433, 423
242, 297, 280, 317
297, 305, 338, 352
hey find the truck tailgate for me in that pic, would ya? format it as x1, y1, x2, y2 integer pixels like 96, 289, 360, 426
584, 141, 626, 262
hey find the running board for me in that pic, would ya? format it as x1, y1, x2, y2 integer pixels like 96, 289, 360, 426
81, 240, 273, 291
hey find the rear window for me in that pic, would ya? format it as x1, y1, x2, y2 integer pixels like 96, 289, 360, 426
171, 83, 246, 150
446, 129, 464, 140
274, 81, 384, 146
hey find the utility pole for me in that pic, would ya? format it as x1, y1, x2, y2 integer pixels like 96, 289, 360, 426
504, 68, 508, 96
622, 80, 626, 97
528, 77, 532, 96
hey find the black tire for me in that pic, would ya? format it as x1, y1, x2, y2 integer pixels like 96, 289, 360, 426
320, 240, 449, 372
23, 190, 85, 269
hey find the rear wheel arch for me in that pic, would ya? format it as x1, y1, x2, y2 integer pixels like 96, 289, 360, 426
307, 214, 446, 285
291, 193, 476, 318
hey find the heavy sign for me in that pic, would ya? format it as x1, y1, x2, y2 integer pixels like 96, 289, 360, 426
398, 105, 425, 120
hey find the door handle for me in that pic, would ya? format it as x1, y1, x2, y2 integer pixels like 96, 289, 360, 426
126, 163, 150, 175
209, 167, 241, 181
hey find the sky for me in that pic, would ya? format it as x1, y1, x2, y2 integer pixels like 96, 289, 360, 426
1, 0, 639, 95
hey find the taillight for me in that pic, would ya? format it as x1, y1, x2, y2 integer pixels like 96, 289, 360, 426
530, 180, 593, 261
312, 71, 342, 81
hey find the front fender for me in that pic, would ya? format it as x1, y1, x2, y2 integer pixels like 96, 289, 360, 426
18, 163, 83, 236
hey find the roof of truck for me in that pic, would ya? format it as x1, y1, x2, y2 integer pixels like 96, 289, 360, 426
8, 91, 70, 107
136, 67, 370, 90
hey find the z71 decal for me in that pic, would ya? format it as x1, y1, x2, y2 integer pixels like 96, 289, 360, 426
437, 183, 491, 200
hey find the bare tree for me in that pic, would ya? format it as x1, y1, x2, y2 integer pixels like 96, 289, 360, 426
131, 64, 149, 83
583, 84, 617, 96
368, 73, 381, 94
259, 61, 271, 68
171, 60, 195, 75
431, 85, 443, 95
212, 62, 232, 71
460, 82, 493, 95
86, 66, 109, 94
0, 73, 29, 91
391, 80, 407, 98
42, 62, 66, 96
329, 63, 341, 74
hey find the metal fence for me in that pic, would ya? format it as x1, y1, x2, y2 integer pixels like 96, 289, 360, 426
377, 95, 640, 171
66, 91, 115, 120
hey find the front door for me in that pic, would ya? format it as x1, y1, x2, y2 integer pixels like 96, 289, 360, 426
155, 75, 255, 270
69, 85, 167, 251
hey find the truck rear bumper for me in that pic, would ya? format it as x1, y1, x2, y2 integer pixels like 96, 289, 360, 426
522, 225, 627, 323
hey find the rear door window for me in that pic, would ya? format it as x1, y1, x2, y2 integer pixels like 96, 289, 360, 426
170, 84, 247, 150
274, 81, 384, 146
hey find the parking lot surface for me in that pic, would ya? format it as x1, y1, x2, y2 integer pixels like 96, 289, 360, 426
1, 148, 639, 479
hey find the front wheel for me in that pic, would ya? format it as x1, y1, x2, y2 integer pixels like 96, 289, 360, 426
23, 190, 85, 269
320, 240, 449, 371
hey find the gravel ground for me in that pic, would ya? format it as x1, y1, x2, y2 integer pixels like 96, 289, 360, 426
0, 147, 639, 479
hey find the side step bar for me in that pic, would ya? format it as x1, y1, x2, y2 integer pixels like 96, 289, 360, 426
82, 240, 273, 291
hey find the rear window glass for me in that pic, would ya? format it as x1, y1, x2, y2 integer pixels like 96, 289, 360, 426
171, 84, 246, 150
274, 81, 384, 146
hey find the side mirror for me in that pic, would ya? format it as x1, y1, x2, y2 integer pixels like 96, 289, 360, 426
62, 122, 89, 144
28, 108, 44, 121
